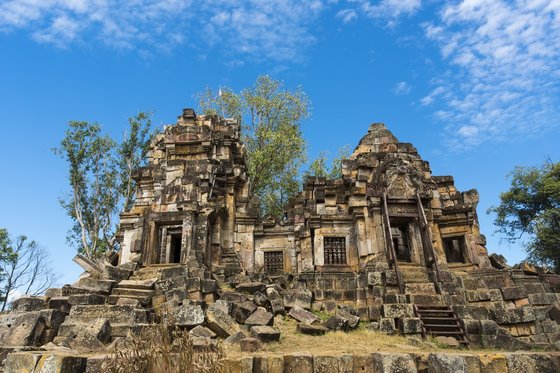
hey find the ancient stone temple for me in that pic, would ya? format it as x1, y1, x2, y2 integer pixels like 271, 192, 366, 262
118, 108, 490, 282
2, 108, 560, 372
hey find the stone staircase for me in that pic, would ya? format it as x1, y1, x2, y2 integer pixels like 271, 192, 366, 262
414, 305, 469, 346
218, 247, 243, 279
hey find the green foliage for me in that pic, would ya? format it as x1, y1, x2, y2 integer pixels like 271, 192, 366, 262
304, 145, 351, 180
54, 113, 153, 258
197, 76, 310, 218
488, 160, 560, 272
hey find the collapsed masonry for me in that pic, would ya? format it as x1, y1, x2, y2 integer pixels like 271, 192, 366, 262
2, 108, 560, 371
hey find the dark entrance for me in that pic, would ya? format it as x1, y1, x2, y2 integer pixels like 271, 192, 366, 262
170, 234, 182, 263
391, 224, 411, 262
443, 236, 466, 263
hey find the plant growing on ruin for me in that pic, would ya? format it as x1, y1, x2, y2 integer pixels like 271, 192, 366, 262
489, 160, 560, 272
197, 75, 310, 218
101, 318, 224, 372
0, 228, 57, 311
304, 145, 351, 180
54, 113, 153, 258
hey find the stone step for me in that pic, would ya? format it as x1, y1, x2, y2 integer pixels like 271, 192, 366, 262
117, 278, 158, 290
405, 283, 436, 294
68, 305, 148, 324
113, 283, 156, 293
107, 295, 151, 307
407, 294, 443, 305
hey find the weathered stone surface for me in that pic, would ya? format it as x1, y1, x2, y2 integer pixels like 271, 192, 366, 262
231, 300, 257, 324
288, 306, 319, 325
58, 318, 111, 344
373, 353, 417, 373
206, 305, 242, 338
297, 323, 329, 336
398, 318, 422, 334
240, 337, 262, 352
11, 296, 45, 312
167, 304, 204, 326
220, 292, 249, 304
4, 352, 88, 373
0, 311, 46, 346
236, 282, 266, 294
501, 286, 527, 300
379, 318, 396, 335
189, 325, 217, 338
224, 330, 248, 344
284, 353, 313, 373
245, 307, 273, 327
428, 353, 466, 373
324, 315, 349, 331
313, 355, 338, 373
250, 326, 280, 342
47, 297, 71, 314
266, 287, 285, 315
336, 309, 359, 329
68, 293, 105, 306
284, 289, 313, 310
489, 253, 510, 269
529, 293, 559, 306
382, 304, 414, 318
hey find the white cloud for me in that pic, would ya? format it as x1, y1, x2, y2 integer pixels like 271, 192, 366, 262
0, 0, 326, 62
336, 8, 358, 23
392, 81, 411, 95
424, 0, 560, 148
359, 0, 422, 19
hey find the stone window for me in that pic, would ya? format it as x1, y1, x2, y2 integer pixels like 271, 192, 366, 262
443, 236, 467, 263
324, 237, 347, 265
264, 251, 284, 274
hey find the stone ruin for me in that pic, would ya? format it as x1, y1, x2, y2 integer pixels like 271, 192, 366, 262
2, 108, 560, 372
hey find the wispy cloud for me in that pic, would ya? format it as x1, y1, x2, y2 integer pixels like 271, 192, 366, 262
423, 0, 560, 148
357, 0, 422, 21
0, 0, 325, 62
392, 81, 411, 95
336, 8, 358, 23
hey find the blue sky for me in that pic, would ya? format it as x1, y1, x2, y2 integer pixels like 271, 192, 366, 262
1, 0, 559, 285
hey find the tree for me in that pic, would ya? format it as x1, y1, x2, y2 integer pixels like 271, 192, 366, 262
54, 113, 153, 258
0, 228, 57, 311
488, 160, 560, 272
304, 145, 351, 180
197, 76, 310, 218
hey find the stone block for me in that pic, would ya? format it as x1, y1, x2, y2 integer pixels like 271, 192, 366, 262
155, 276, 186, 294
224, 330, 249, 345
206, 305, 242, 338
250, 326, 280, 342
232, 300, 257, 324
245, 307, 274, 327
382, 304, 414, 318
324, 315, 349, 331
201, 279, 217, 293
159, 266, 188, 280
336, 309, 360, 329
313, 355, 338, 373
379, 318, 396, 335
453, 305, 491, 320
428, 353, 467, 372
266, 287, 285, 315
284, 353, 313, 373
288, 306, 319, 325
220, 292, 249, 303
236, 282, 266, 294
0, 311, 46, 347
353, 354, 374, 373
185, 277, 201, 292
501, 286, 527, 300
68, 293, 105, 305
367, 272, 383, 286
240, 337, 262, 352
11, 296, 45, 312
373, 353, 417, 373
398, 318, 422, 334
189, 325, 216, 338
529, 293, 559, 306
4, 352, 88, 373
297, 323, 329, 336
47, 297, 71, 314
167, 304, 204, 326
253, 291, 270, 308
284, 289, 313, 310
